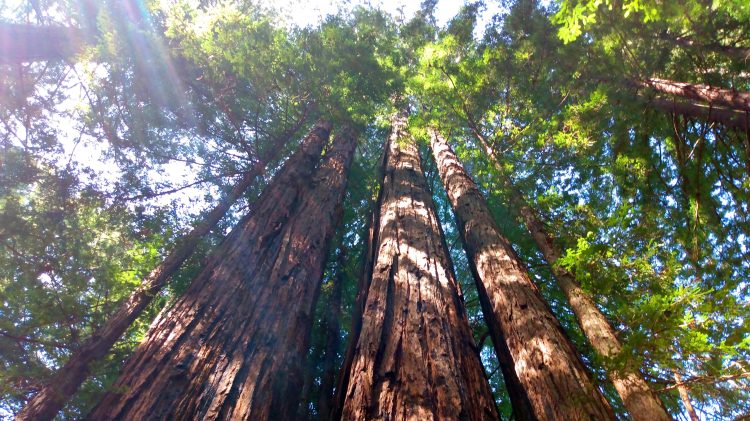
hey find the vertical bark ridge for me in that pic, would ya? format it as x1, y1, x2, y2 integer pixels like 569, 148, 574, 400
87, 120, 358, 420
331, 144, 387, 421
15, 114, 310, 421
429, 128, 616, 420
463, 123, 672, 420
341, 111, 498, 420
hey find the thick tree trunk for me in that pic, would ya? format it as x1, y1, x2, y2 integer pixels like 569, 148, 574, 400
15, 117, 309, 421
461, 124, 670, 420
630, 77, 750, 113
317, 246, 345, 421
340, 112, 498, 420
0, 23, 90, 64
646, 96, 749, 132
429, 128, 615, 420
87, 121, 357, 420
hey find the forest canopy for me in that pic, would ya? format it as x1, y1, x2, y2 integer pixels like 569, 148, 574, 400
1, 0, 748, 419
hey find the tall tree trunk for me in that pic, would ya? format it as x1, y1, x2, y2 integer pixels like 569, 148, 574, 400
87, 121, 357, 420
0, 23, 90, 64
461, 124, 670, 420
645, 96, 749, 132
429, 128, 616, 420
15, 117, 309, 421
317, 246, 345, 420
672, 371, 700, 421
630, 77, 750, 113
330, 188, 380, 421
340, 111, 498, 420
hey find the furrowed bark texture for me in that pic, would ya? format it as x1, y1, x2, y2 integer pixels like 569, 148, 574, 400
16, 117, 309, 421
317, 247, 346, 420
462, 125, 670, 420
631, 77, 750, 113
429, 129, 616, 420
0, 23, 89, 64
341, 112, 498, 420
88, 120, 357, 420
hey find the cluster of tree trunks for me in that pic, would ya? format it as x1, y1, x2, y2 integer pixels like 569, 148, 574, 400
85, 120, 357, 419
338, 111, 498, 420
6, 15, 742, 421
18, 113, 677, 420
15, 109, 682, 420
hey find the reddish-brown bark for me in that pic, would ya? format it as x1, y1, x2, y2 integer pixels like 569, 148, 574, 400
631, 77, 750, 113
87, 121, 357, 420
340, 112, 497, 420
430, 128, 616, 420
15, 116, 310, 421
460, 124, 670, 420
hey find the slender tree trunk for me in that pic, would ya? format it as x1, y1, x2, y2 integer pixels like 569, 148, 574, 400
317, 246, 345, 420
629, 77, 750, 113
645, 96, 749, 132
0, 23, 90, 64
86, 121, 357, 420
672, 371, 700, 421
330, 188, 380, 421
429, 128, 615, 420
461, 124, 671, 420
340, 111, 498, 420
15, 117, 309, 421
661, 34, 750, 61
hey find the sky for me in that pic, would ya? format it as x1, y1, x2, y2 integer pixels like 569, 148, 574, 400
279, 0, 468, 27
272, 0, 503, 37
1, 0, 504, 225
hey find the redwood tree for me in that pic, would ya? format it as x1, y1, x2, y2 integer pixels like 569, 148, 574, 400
459, 122, 673, 420
340, 111, 498, 420
429, 127, 617, 420
87, 120, 357, 419
14, 115, 309, 421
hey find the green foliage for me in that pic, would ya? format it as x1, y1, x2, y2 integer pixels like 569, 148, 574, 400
1, 0, 748, 418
